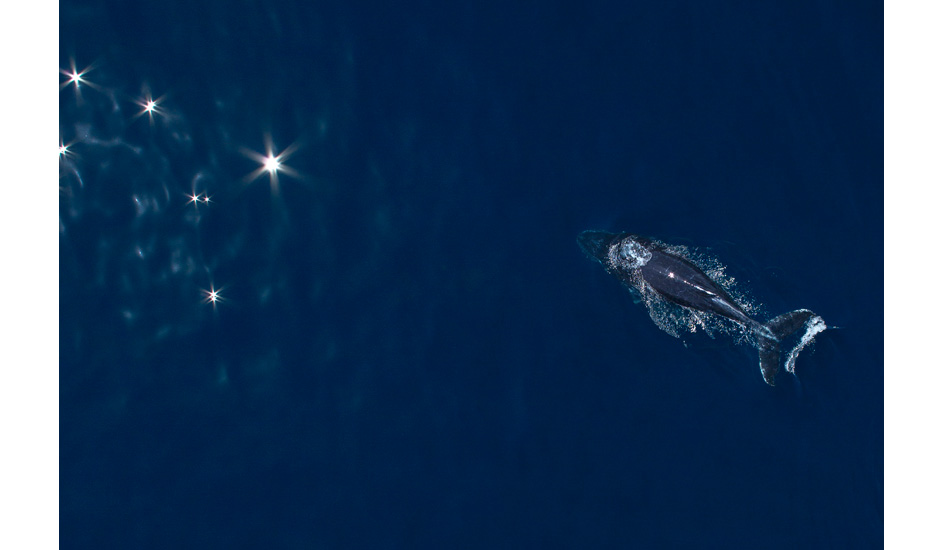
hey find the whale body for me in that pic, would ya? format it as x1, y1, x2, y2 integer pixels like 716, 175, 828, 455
578, 230, 825, 385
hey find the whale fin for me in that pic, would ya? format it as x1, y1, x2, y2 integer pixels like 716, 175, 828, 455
757, 309, 827, 385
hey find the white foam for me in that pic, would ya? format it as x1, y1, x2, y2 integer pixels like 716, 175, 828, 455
784, 315, 828, 374
618, 240, 652, 267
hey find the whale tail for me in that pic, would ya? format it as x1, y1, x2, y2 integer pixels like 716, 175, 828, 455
756, 309, 827, 385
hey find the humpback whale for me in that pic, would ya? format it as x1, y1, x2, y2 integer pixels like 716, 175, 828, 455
577, 231, 826, 385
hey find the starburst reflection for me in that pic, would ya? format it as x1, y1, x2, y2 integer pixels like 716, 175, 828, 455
60, 59, 99, 100
202, 284, 225, 307
133, 87, 167, 124
59, 138, 76, 160
240, 134, 302, 195
185, 191, 212, 208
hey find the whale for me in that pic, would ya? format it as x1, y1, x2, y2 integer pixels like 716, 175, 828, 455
577, 230, 825, 385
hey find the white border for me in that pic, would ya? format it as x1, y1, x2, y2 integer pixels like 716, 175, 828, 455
0, 0, 59, 547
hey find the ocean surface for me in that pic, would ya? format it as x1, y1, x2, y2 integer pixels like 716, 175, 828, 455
60, 1, 883, 547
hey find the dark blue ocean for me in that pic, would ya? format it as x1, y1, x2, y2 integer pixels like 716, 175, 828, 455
60, 1, 883, 547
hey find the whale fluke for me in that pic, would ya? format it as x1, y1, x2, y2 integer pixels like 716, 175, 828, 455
757, 309, 825, 385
